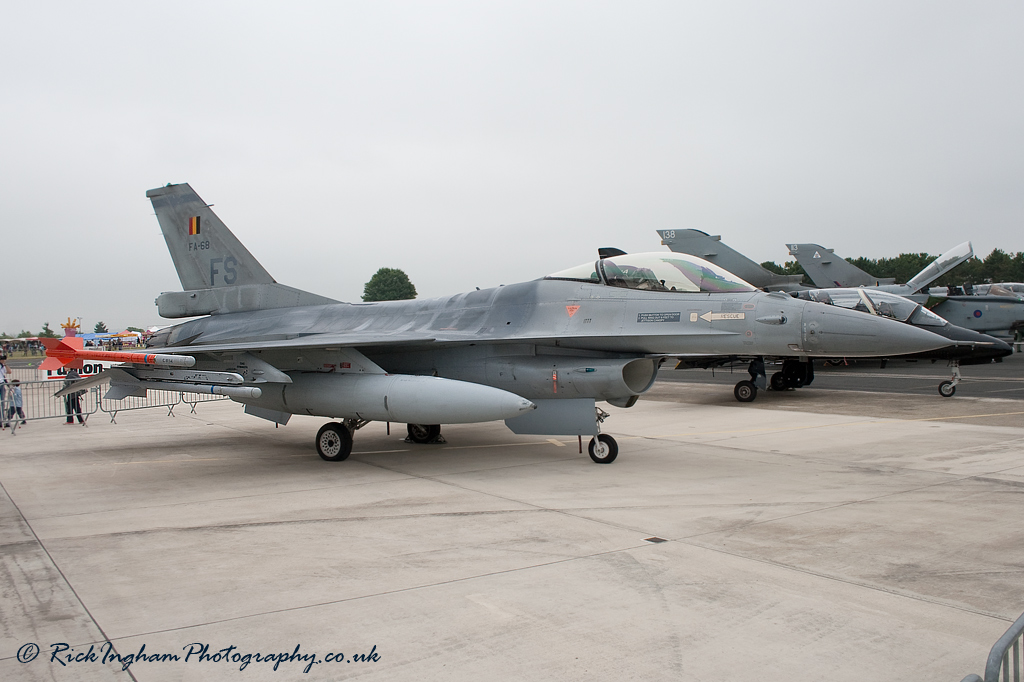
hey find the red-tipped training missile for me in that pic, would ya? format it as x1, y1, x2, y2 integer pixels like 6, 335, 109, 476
40, 337, 196, 371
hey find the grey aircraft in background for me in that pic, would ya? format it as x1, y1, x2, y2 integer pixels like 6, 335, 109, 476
658, 229, 808, 292
787, 241, 973, 295
56, 185, 950, 464
787, 242, 1024, 339
659, 230, 1013, 396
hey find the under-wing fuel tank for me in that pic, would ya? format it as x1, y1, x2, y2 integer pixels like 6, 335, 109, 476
239, 372, 536, 424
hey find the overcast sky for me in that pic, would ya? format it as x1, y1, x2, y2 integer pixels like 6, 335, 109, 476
2, 1, 1022, 334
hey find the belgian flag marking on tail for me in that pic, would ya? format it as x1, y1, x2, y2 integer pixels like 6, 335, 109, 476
188, 216, 201, 235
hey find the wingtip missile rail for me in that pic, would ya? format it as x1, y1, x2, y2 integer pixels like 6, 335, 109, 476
40, 337, 196, 371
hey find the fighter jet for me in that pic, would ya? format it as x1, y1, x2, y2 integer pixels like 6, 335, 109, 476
787, 242, 1024, 338
50, 184, 949, 464
790, 288, 1011, 396
660, 230, 1012, 396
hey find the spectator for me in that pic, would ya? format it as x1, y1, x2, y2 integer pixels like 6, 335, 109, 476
63, 369, 85, 425
5, 379, 26, 427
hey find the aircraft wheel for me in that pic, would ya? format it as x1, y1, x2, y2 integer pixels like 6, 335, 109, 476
770, 372, 786, 391
938, 381, 956, 398
734, 380, 757, 403
588, 434, 618, 463
407, 423, 441, 444
316, 422, 353, 462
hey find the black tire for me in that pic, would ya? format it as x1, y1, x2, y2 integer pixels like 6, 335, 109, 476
316, 423, 353, 461
588, 434, 618, 463
407, 423, 441, 444
734, 380, 757, 402
938, 381, 956, 398
770, 372, 786, 391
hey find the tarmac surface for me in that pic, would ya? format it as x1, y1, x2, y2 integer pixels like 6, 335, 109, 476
2, 359, 1024, 681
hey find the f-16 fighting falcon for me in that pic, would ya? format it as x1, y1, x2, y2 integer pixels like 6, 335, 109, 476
49, 185, 949, 464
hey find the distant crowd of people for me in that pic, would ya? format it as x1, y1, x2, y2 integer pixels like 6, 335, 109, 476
1, 340, 44, 356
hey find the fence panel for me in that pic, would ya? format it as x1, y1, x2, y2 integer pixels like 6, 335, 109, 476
1, 379, 100, 433
99, 389, 184, 423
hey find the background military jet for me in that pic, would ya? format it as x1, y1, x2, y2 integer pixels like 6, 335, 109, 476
787, 241, 1024, 338
657, 229, 808, 292
660, 229, 1013, 396
787, 240, 973, 295
51, 185, 949, 464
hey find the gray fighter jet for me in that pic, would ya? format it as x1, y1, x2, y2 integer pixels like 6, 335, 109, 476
659, 230, 1012, 396
787, 242, 1024, 338
56, 184, 949, 464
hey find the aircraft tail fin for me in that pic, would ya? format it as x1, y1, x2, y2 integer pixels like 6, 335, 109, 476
659, 229, 804, 291
147, 183, 276, 291
146, 183, 338, 317
787, 243, 880, 288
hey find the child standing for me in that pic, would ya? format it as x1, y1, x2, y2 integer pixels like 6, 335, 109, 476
5, 379, 26, 427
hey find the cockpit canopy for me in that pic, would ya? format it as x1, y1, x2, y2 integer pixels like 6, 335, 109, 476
546, 252, 757, 294
793, 288, 947, 327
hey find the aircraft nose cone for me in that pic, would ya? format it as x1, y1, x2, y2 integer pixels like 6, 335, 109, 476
936, 325, 1014, 361
801, 303, 949, 357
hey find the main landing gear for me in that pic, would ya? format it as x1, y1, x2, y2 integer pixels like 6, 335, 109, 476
315, 418, 369, 461
734, 358, 815, 403
406, 423, 444, 444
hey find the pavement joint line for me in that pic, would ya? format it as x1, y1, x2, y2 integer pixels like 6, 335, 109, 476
24, 474, 430, 524
0, 478, 142, 682
36, 508, 562, 541
111, 448, 412, 464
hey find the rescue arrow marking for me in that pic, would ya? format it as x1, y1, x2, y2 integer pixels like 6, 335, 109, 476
697, 311, 745, 322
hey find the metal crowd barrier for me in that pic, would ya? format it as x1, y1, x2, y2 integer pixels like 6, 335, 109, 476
2, 379, 229, 433
97, 388, 228, 423
1, 379, 99, 433
961, 611, 1024, 682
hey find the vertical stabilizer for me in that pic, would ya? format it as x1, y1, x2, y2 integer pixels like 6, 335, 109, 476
659, 230, 805, 291
147, 183, 276, 291
787, 243, 880, 288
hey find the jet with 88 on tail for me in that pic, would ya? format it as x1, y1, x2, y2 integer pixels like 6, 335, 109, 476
52, 184, 950, 464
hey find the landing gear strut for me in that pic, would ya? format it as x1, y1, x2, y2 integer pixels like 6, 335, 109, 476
938, 361, 961, 398
734, 357, 765, 403
587, 406, 617, 463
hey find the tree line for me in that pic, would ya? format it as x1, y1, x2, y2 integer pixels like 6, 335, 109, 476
761, 248, 1024, 287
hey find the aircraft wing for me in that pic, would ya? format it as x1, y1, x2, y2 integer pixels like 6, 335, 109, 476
149, 331, 438, 355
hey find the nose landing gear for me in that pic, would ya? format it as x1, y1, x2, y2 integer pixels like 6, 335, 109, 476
938, 361, 961, 398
